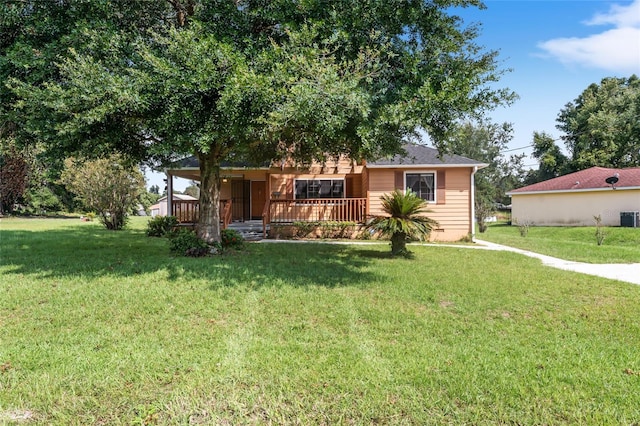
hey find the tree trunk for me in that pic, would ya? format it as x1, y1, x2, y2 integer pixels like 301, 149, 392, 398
197, 151, 222, 244
391, 232, 407, 256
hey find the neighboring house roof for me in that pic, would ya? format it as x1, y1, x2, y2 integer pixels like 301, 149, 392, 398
367, 143, 487, 168
156, 194, 198, 202
508, 166, 640, 195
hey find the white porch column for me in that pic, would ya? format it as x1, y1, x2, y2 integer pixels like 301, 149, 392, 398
166, 172, 174, 217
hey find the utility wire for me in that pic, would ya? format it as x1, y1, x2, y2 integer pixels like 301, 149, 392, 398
500, 144, 533, 153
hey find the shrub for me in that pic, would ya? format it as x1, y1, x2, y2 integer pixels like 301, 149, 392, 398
594, 215, 606, 246
514, 218, 531, 237
221, 228, 244, 250
292, 221, 316, 238
475, 200, 493, 233
60, 154, 145, 230
168, 228, 208, 256
320, 221, 357, 239
146, 215, 178, 237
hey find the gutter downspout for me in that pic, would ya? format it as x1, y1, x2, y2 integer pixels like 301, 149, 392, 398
470, 166, 477, 243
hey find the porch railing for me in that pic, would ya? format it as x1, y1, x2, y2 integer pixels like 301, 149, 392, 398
262, 198, 367, 236
172, 199, 232, 230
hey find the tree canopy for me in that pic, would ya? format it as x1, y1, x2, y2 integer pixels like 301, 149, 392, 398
558, 75, 640, 170
2, 0, 515, 242
523, 75, 639, 185
446, 120, 525, 230
523, 131, 569, 184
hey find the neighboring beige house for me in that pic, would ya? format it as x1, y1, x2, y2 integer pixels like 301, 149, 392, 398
507, 166, 640, 227
150, 193, 198, 217
165, 143, 488, 241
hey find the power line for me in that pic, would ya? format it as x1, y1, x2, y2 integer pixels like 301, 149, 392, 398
501, 144, 533, 153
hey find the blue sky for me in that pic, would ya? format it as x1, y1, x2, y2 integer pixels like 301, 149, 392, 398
146, 0, 640, 190
453, 0, 640, 166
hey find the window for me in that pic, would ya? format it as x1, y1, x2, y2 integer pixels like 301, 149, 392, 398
406, 173, 435, 202
295, 179, 344, 199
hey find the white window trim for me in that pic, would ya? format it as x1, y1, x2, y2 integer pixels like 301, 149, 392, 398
404, 170, 436, 203
293, 178, 346, 200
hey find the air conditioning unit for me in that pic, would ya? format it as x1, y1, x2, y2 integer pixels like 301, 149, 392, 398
620, 211, 640, 227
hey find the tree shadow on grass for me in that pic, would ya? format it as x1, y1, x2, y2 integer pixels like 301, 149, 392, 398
1, 224, 383, 288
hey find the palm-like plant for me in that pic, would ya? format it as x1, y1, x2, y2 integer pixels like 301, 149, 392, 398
367, 189, 438, 256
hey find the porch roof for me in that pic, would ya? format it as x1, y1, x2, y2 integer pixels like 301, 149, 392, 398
165, 157, 270, 180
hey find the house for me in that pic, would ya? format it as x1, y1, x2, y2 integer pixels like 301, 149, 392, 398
150, 193, 198, 217
164, 143, 488, 241
507, 166, 640, 227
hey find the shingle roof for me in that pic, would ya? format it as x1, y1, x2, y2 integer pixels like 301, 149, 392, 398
169, 143, 485, 170
367, 143, 486, 167
509, 166, 640, 194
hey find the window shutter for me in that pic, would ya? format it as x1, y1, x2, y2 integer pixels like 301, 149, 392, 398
394, 171, 404, 190
436, 170, 446, 204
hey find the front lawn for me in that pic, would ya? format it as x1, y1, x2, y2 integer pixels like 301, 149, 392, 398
1, 218, 639, 424
478, 222, 640, 264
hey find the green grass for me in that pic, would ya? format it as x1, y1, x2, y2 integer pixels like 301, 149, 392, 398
477, 222, 640, 264
1, 217, 640, 424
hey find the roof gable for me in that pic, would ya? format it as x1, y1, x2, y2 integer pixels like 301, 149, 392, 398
509, 166, 640, 194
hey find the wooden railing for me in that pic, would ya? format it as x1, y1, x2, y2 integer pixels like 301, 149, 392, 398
172, 199, 232, 229
172, 200, 198, 224
221, 199, 232, 230
264, 198, 367, 226
262, 197, 271, 238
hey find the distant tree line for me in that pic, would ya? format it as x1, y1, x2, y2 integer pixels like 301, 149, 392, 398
525, 75, 639, 185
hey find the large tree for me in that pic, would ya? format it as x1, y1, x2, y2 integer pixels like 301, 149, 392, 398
557, 75, 640, 170
5, 1, 515, 243
523, 76, 639, 186
446, 120, 526, 231
523, 131, 569, 184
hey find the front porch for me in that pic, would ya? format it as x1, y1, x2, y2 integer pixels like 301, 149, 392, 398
172, 198, 368, 238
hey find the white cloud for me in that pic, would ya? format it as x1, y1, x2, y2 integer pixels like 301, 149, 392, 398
538, 0, 640, 73
584, 0, 640, 27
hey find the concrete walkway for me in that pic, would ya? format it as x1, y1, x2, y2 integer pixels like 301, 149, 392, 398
474, 239, 640, 286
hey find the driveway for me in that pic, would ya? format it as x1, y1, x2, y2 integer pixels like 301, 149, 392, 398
475, 239, 640, 286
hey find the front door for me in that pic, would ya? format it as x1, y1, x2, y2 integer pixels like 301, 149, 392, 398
251, 181, 266, 220
231, 180, 250, 221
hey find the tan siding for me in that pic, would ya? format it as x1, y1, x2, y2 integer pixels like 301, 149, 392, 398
346, 173, 363, 197
290, 156, 362, 175
361, 167, 369, 193
511, 189, 640, 226
367, 167, 473, 241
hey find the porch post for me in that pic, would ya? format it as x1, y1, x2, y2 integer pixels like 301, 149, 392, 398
167, 172, 174, 217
